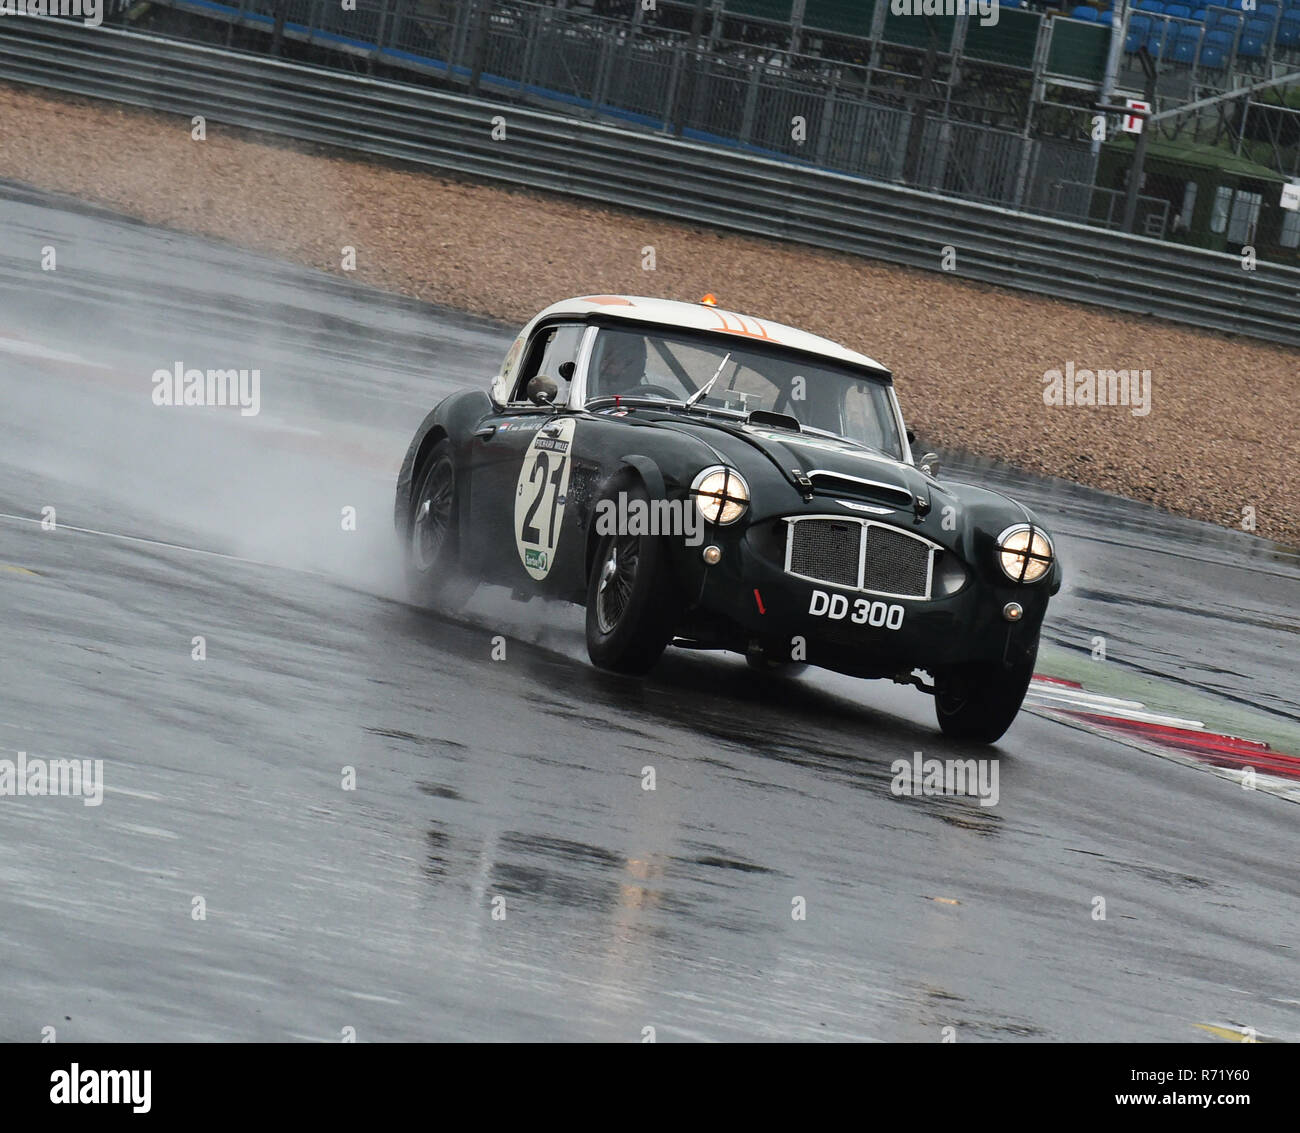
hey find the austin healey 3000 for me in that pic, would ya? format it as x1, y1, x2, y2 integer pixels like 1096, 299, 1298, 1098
394, 295, 1061, 743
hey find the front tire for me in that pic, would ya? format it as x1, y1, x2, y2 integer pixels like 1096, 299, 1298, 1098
585, 483, 680, 675
934, 638, 1038, 744
405, 439, 474, 609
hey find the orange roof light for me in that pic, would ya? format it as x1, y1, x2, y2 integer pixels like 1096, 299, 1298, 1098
700, 293, 718, 306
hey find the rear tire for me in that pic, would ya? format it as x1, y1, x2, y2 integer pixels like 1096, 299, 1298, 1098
585, 482, 679, 675
934, 638, 1038, 744
405, 440, 474, 610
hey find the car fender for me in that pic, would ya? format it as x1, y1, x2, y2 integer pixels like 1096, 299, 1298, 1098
394, 389, 493, 539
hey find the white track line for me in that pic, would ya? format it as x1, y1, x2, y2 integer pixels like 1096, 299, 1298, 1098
0, 511, 319, 576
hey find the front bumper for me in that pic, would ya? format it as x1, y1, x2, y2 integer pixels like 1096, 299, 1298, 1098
670, 522, 1051, 677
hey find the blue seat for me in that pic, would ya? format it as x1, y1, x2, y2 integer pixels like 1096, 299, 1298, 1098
1257, 3, 1279, 20
1126, 13, 1153, 49
1278, 15, 1300, 44
1199, 41, 1226, 64
1137, 0, 1165, 11
1071, 4, 1100, 18
1165, 3, 1192, 16
1173, 36, 1199, 58
1239, 19, 1269, 53
1189, 8, 1207, 20
1205, 10, 1243, 32
1205, 27, 1236, 45
1147, 29, 1173, 55
1100, 8, 1114, 22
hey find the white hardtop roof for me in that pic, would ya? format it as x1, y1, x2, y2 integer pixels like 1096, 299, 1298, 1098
529, 295, 890, 377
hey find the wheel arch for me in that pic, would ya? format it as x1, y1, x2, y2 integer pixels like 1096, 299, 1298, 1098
583, 454, 664, 582
395, 424, 449, 538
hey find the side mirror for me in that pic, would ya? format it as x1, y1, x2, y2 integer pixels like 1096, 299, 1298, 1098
526, 374, 559, 406
558, 360, 576, 381
918, 451, 940, 478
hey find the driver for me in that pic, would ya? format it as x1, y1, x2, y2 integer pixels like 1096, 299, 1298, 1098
597, 333, 648, 395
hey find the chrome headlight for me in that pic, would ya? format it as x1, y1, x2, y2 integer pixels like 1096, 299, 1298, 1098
691, 466, 749, 525
996, 524, 1054, 583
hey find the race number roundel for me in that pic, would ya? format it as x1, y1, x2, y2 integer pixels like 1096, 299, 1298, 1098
514, 418, 577, 580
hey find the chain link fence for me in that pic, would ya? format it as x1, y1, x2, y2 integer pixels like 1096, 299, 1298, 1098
106, 0, 1300, 260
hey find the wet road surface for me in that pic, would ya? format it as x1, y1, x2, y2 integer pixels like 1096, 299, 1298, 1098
1, 182, 1297, 1041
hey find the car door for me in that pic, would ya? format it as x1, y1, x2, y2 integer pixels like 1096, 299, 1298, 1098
466, 322, 587, 589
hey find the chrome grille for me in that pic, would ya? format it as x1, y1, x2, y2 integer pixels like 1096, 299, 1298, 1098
863, 524, 931, 598
785, 516, 935, 598
787, 519, 861, 588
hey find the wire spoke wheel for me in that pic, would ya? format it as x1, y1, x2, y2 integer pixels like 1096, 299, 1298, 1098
412, 455, 455, 574
585, 482, 680, 675
596, 534, 640, 634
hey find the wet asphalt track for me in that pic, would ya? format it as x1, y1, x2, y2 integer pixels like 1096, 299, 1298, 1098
1, 181, 1298, 1042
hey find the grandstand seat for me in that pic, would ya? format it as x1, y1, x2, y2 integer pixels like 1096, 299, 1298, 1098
1147, 27, 1174, 56
1100, 8, 1115, 22
1238, 19, 1269, 54
1165, 3, 1192, 16
1278, 15, 1300, 45
1171, 24, 1203, 59
1205, 10, 1243, 33
1071, 4, 1100, 18
1137, 0, 1165, 11
1126, 14, 1153, 49
1199, 40, 1226, 64
1257, 3, 1279, 20
1190, 8, 1207, 21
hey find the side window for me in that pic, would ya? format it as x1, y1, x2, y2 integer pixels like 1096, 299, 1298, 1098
510, 323, 585, 404
840, 381, 900, 457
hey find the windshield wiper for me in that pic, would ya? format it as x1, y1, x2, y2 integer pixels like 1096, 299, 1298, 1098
685, 352, 732, 408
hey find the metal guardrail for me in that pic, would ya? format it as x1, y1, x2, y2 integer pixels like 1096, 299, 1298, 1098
1, 17, 1298, 347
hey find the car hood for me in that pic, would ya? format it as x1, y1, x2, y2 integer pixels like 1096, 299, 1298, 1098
657, 416, 936, 514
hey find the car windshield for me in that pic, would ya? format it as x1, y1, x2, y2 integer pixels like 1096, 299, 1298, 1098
584, 326, 903, 458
